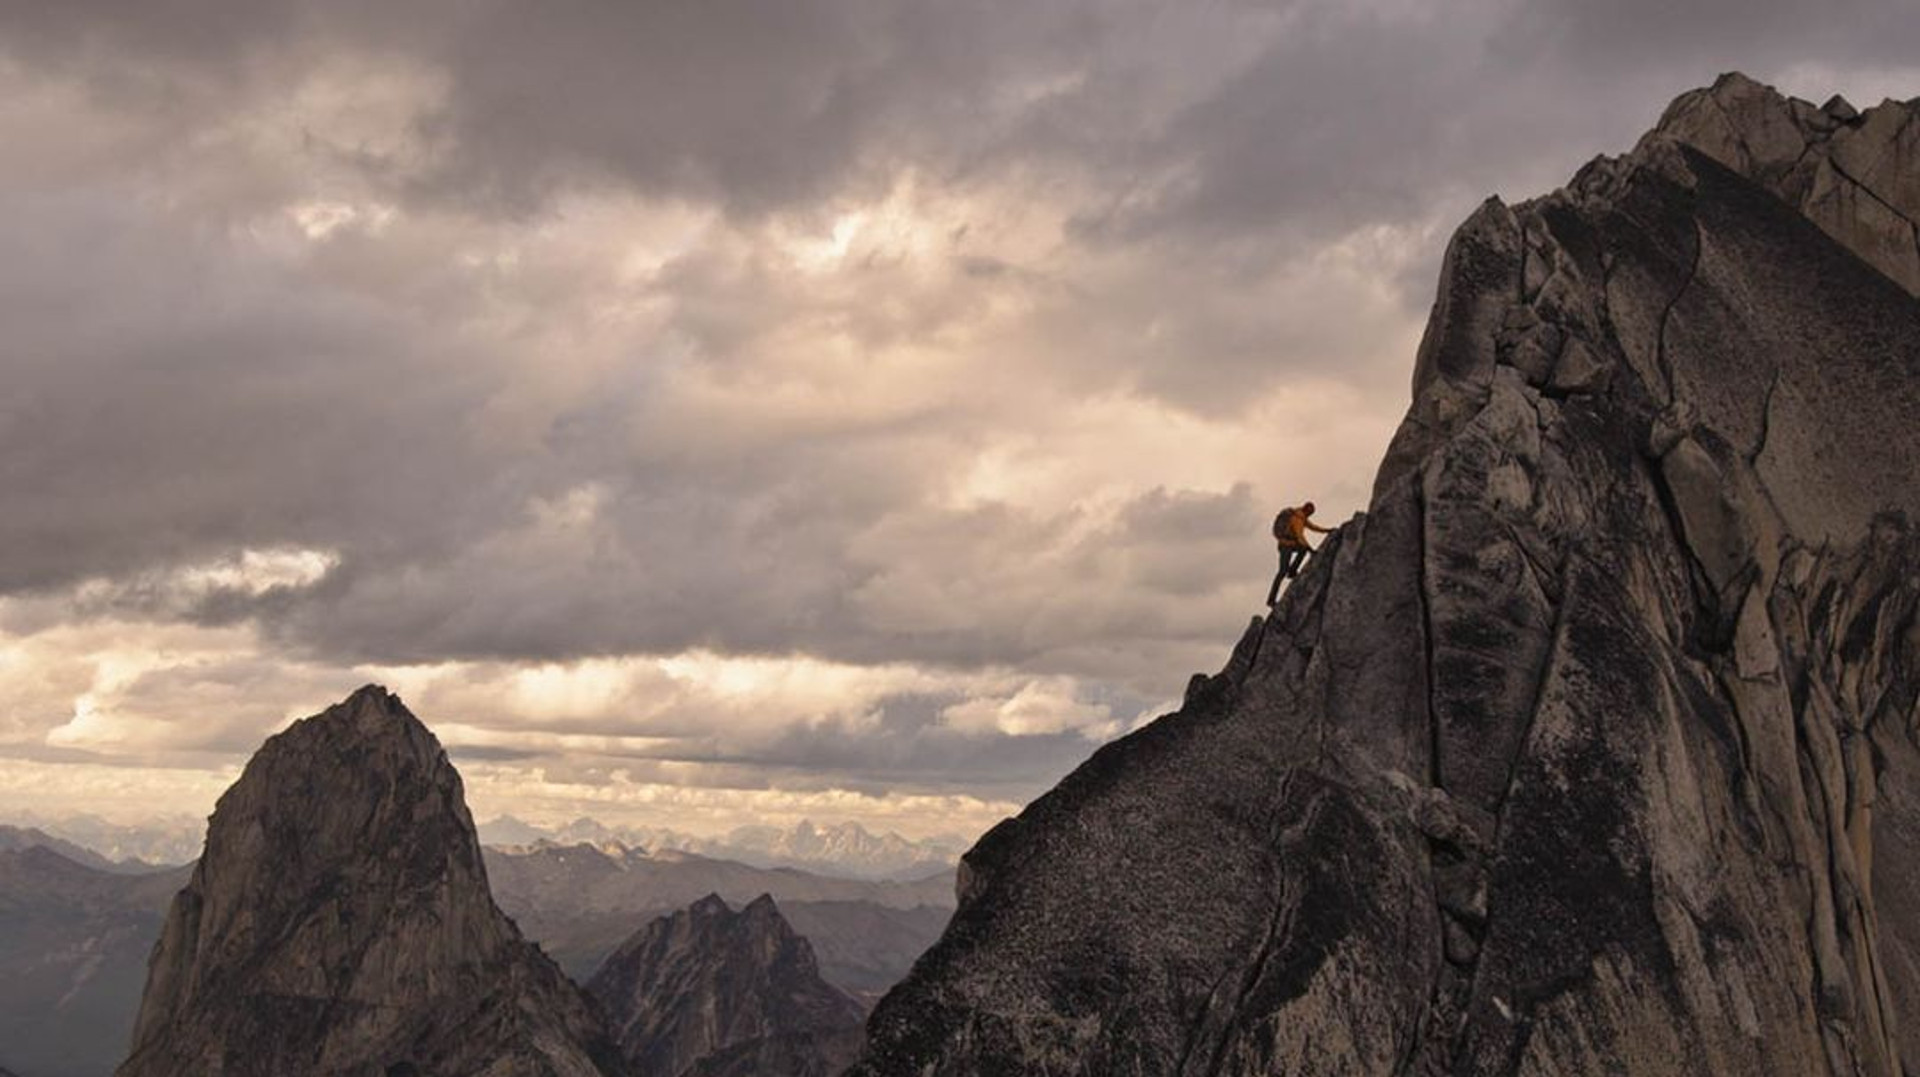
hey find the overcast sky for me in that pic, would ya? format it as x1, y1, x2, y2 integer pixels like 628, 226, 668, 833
1, 0, 1915, 842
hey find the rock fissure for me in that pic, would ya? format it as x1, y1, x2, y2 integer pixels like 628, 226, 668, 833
1415, 478, 1445, 791
1201, 851, 1307, 1076
1826, 156, 1920, 236
1651, 219, 1705, 404
1178, 768, 1313, 1077
1493, 558, 1577, 827
1750, 365, 1784, 465
1640, 451, 1722, 643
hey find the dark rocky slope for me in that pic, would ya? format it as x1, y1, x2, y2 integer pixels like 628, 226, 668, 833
587, 894, 865, 1077
117, 686, 627, 1077
852, 74, 1920, 1077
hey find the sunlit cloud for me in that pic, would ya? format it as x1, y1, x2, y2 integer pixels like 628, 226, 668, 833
940, 677, 1118, 739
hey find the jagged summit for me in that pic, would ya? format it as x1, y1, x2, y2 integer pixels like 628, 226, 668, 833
588, 893, 865, 1077
852, 74, 1920, 1077
117, 688, 626, 1077
320, 682, 431, 741
1639, 71, 1920, 294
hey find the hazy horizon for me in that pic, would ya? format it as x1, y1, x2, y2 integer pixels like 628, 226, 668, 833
2, 0, 1917, 842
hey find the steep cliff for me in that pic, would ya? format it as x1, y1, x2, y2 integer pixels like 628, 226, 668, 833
852, 74, 1920, 1077
587, 894, 865, 1077
117, 686, 627, 1077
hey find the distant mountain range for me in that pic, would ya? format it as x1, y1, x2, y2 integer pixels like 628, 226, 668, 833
0, 825, 159, 874
0, 771, 954, 1074
0, 843, 190, 1077
98, 687, 961, 1075
485, 841, 952, 999
0, 810, 968, 884
480, 815, 968, 881
1, 814, 202, 868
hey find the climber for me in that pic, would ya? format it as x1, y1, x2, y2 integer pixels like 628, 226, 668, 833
1266, 501, 1332, 606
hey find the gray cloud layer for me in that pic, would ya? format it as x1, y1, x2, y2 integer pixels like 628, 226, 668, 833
2, 0, 1915, 827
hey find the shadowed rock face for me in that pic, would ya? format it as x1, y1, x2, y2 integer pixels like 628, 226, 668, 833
851, 74, 1920, 1077
116, 686, 628, 1077
587, 894, 866, 1077
1647, 72, 1920, 296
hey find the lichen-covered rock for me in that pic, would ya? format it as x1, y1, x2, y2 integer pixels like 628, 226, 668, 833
851, 74, 1920, 1077
116, 686, 627, 1077
587, 894, 865, 1077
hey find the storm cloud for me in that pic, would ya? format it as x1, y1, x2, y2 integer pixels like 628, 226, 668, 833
1, 0, 1915, 837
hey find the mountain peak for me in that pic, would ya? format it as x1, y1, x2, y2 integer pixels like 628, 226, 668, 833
588, 894, 865, 1077
343, 680, 398, 706
1635, 73, 1919, 294
118, 688, 626, 1077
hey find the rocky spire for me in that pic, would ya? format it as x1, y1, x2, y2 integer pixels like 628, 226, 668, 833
1643, 71, 1920, 294
117, 685, 628, 1077
587, 893, 866, 1077
851, 73, 1920, 1077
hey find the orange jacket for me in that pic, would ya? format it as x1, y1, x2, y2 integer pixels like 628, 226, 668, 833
1274, 507, 1331, 549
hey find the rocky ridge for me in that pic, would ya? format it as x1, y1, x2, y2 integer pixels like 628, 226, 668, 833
117, 686, 628, 1077
852, 74, 1920, 1077
1648, 73, 1920, 295
587, 894, 866, 1077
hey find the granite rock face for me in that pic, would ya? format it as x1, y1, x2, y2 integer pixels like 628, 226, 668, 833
852, 74, 1920, 1077
587, 894, 866, 1077
117, 686, 628, 1077
1648, 72, 1920, 296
